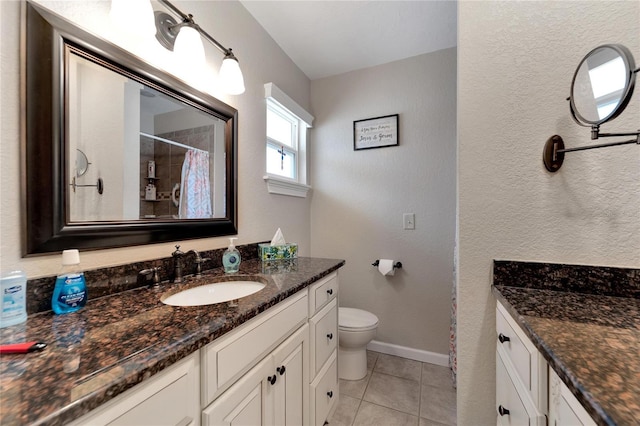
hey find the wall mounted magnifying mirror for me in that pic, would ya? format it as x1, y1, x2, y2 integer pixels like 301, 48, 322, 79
543, 44, 639, 172
22, 1, 237, 255
76, 150, 90, 177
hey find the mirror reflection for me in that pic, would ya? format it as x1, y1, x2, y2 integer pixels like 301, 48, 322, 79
67, 51, 227, 222
571, 45, 633, 124
75, 149, 89, 177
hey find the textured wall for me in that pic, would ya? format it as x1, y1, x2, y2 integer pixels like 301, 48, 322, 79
458, 1, 640, 424
1, 1, 311, 276
310, 49, 457, 356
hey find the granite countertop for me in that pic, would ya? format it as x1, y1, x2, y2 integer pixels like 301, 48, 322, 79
0, 257, 345, 426
493, 285, 640, 426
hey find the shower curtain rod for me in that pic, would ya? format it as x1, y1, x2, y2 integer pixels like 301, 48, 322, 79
140, 132, 208, 154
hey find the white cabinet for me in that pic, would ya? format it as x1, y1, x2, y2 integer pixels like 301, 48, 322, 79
201, 291, 308, 405
202, 271, 340, 426
548, 368, 596, 426
308, 273, 339, 425
496, 301, 598, 426
272, 324, 309, 425
202, 355, 273, 426
202, 325, 309, 426
495, 301, 546, 426
69, 352, 200, 426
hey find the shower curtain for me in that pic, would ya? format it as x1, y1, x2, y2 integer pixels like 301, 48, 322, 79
179, 149, 212, 219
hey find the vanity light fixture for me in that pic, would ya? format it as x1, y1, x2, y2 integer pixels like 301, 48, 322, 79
154, 0, 246, 95
543, 44, 639, 172
110, 0, 156, 37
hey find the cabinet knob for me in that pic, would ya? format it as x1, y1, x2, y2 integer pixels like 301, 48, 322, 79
327, 289, 333, 295
498, 333, 511, 344
268, 375, 277, 385
327, 333, 333, 340
277, 365, 286, 375
327, 391, 333, 398
498, 405, 510, 416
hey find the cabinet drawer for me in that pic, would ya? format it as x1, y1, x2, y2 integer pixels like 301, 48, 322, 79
310, 298, 337, 377
496, 350, 545, 426
310, 351, 337, 426
496, 303, 532, 389
202, 291, 308, 405
308, 272, 338, 316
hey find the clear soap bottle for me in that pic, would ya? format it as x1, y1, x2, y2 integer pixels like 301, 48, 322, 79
52, 249, 87, 314
222, 238, 241, 273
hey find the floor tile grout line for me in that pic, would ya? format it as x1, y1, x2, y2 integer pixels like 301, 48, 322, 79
418, 360, 424, 420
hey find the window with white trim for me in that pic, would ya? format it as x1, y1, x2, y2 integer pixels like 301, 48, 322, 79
267, 101, 298, 179
264, 83, 313, 198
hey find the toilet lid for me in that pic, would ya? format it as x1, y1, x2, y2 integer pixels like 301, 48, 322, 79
339, 307, 379, 329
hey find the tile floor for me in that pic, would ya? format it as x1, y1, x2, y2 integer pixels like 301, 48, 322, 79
328, 351, 457, 426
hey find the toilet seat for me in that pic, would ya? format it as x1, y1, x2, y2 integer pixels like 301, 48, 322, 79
339, 307, 378, 331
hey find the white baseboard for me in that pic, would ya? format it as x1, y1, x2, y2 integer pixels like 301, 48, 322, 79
366, 340, 449, 367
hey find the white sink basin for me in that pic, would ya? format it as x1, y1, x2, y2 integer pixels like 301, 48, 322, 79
161, 281, 266, 307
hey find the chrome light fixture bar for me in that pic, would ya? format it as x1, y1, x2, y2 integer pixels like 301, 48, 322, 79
155, 0, 245, 94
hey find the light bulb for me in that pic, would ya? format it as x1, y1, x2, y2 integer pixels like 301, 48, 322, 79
174, 25, 206, 68
220, 55, 245, 95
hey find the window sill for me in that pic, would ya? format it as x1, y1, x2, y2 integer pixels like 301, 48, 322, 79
263, 175, 311, 198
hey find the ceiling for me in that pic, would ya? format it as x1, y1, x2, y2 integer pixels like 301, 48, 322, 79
240, 1, 458, 80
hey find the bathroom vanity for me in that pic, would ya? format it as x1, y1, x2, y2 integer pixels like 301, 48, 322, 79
0, 257, 343, 425
493, 261, 640, 426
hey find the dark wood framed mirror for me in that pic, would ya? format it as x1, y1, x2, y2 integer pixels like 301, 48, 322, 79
22, 1, 238, 256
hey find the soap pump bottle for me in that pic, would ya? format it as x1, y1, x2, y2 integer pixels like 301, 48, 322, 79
52, 249, 87, 314
222, 238, 241, 273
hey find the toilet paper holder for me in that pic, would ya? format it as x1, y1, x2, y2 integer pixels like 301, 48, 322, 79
372, 260, 402, 269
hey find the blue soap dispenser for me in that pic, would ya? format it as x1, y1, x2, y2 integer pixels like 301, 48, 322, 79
52, 249, 87, 314
222, 238, 241, 273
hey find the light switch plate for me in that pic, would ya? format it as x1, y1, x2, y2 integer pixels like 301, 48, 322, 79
403, 213, 415, 230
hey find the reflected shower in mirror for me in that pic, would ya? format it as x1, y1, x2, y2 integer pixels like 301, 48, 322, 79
67, 52, 226, 222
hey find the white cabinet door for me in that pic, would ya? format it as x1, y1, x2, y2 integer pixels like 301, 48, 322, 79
69, 353, 200, 426
496, 349, 544, 426
202, 356, 275, 426
549, 368, 596, 426
272, 324, 309, 426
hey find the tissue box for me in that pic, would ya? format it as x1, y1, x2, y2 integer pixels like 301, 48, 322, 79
258, 243, 298, 260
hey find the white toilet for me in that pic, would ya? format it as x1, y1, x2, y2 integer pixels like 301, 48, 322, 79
338, 307, 379, 380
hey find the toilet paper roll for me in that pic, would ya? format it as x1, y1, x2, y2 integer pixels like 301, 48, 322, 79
378, 259, 396, 276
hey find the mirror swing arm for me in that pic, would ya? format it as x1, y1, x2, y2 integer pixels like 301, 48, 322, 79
543, 44, 640, 172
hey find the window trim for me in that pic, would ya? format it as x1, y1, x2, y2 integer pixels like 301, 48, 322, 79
264, 83, 314, 198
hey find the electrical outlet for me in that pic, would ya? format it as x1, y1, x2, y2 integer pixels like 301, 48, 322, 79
403, 213, 415, 230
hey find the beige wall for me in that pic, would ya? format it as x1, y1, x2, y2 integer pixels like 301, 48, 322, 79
458, 1, 639, 424
0, 1, 312, 277
310, 48, 457, 357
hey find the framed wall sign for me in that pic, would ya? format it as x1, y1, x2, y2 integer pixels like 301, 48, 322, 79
353, 114, 399, 150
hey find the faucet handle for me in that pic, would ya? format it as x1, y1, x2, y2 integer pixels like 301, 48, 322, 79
139, 267, 161, 288
172, 245, 183, 257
